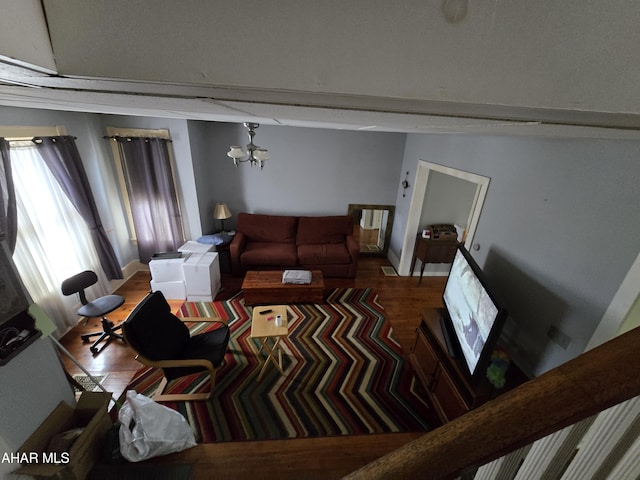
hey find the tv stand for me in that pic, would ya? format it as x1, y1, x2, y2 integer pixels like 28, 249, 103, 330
410, 308, 526, 423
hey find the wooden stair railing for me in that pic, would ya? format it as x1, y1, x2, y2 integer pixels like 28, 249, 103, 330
344, 326, 640, 480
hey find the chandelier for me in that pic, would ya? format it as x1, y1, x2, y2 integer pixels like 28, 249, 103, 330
227, 122, 270, 170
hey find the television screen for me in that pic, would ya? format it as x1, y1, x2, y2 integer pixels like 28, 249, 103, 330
442, 245, 506, 379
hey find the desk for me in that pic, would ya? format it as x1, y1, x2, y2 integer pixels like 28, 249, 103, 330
250, 305, 289, 381
410, 234, 458, 284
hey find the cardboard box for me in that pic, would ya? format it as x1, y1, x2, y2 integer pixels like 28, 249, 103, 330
15, 392, 112, 479
148, 256, 187, 282
183, 252, 220, 302
150, 280, 187, 300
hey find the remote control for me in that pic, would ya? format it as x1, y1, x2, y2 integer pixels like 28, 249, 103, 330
259, 309, 273, 314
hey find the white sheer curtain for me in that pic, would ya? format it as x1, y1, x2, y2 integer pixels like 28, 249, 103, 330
10, 144, 108, 336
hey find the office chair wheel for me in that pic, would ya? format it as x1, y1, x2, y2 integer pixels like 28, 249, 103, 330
82, 318, 125, 355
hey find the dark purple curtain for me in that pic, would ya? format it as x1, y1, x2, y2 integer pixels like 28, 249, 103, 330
33, 136, 123, 280
115, 136, 184, 263
0, 138, 17, 252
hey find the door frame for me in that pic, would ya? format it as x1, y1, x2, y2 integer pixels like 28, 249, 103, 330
397, 161, 490, 276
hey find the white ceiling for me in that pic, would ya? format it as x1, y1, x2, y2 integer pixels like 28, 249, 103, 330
1, 0, 640, 139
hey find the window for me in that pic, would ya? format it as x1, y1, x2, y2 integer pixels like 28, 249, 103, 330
6, 132, 108, 334
106, 127, 185, 263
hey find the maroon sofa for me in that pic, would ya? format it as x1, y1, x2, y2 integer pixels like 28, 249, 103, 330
230, 213, 359, 277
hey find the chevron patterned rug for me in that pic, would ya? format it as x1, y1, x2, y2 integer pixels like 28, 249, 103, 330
123, 288, 431, 442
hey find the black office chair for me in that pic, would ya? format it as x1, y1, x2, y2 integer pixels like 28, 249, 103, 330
123, 291, 230, 401
61, 270, 125, 355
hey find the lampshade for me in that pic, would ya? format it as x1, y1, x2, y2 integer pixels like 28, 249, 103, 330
254, 148, 269, 161
227, 146, 243, 159
213, 203, 232, 220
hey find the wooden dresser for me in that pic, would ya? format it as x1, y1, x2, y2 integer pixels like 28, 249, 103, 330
410, 307, 527, 423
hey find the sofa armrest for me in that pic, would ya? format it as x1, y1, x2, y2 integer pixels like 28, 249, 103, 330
230, 232, 247, 275
346, 234, 360, 259
345, 234, 360, 277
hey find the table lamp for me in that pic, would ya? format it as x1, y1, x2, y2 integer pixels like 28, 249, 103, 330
213, 203, 232, 232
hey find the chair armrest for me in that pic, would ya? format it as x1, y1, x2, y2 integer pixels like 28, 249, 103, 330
346, 234, 360, 258
179, 316, 228, 325
134, 354, 216, 373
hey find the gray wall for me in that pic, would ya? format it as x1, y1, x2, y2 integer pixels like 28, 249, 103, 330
420, 171, 478, 230
188, 122, 406, 232
393, 133, 640, 376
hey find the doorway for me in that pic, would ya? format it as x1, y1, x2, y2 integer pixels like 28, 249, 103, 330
397, 161, 490, 276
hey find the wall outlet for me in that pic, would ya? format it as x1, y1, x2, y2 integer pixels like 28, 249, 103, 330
547, 325, 571, 350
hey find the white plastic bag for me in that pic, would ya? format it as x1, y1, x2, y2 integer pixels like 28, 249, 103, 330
118, 390, 196, 462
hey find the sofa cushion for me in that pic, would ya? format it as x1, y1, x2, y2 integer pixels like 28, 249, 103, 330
237, 213, 298, 243
241, 241, 298, 266
297, 243, 352, 265
296, 215, 353, 245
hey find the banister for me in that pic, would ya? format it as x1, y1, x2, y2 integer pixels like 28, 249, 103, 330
343, 326, 640, 480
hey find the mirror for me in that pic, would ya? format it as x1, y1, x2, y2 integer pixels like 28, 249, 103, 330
348, 204, 395, 257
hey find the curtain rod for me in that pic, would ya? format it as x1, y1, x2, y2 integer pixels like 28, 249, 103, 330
5, 136, 77, 145
103, 135, 172, 143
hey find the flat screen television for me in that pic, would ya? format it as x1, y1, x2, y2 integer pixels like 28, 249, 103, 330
441, 244, 507, 382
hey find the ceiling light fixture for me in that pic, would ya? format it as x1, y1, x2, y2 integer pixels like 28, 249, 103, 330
227, 122, 270, 170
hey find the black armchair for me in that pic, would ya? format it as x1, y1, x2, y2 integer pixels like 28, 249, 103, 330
122, 291, 230, 402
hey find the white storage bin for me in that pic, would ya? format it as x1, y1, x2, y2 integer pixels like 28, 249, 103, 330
150, 280, 186, 300
183, 252, 221, 302
149, 256, 188, 282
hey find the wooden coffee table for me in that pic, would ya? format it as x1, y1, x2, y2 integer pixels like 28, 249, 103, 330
242, 270, 324, 306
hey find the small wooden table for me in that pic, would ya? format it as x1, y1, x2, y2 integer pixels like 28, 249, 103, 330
410, 235, 458, 284
250, 305, 289, 381
242, 270, 325, 306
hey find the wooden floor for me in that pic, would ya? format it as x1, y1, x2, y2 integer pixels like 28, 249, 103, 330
59, 257, 447, 479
